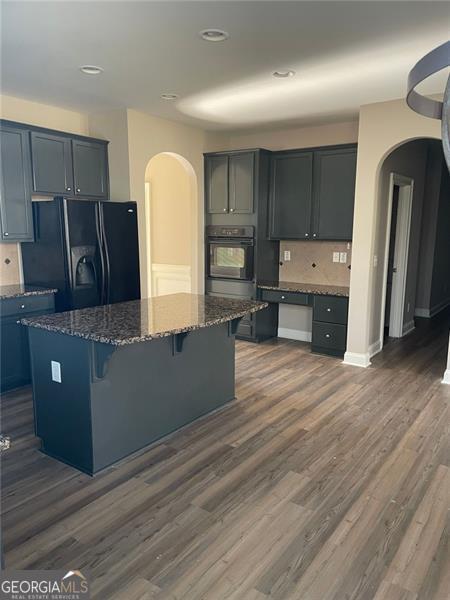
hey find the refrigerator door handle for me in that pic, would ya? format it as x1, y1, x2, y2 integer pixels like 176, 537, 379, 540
95, 204, 107, 305
99, 204, 111, 305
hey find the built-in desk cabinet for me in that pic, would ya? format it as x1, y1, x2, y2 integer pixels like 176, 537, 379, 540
269, 144, 357, 241
0, 293, 55, 392
0, 120, 109, 241
259, 288, 349, 357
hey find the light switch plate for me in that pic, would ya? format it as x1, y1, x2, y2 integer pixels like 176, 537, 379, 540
51, 360, 62, 383
333, 252, 340, 263
283, 250, 291, 261
339, 252, 347, 263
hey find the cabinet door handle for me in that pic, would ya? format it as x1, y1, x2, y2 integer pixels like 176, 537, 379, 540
4, 232, 8, 236
313, 233, 317, 238
76, 188, 81, 193
66, 187, 71, 191
230, 208, 235, 212
20, 304, 25, 309
223, 208, 227, 212
281, 295, 285, 300
325, 333, 331, 339
305, 233, 309, 237
326, 307, 332, 312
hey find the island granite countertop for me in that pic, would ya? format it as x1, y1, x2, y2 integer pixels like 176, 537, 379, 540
0, 284, 58, 300
21, 293, 268, 346
258, 281, 350, 297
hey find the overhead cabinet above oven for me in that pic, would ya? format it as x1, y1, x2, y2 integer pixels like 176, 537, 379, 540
205, 150, 255, 215
269, 144, 357, 241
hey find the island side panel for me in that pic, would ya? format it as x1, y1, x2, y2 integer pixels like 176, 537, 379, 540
28, 328, 94, 474
90, 323, 235, 473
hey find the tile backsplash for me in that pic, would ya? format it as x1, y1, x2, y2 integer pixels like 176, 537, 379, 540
279, 240, 352, 287
0, 243, 21, 285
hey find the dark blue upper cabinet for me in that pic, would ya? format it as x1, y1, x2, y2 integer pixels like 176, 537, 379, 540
269, 151, 313, 239
73, 140, 108, 198
229, 152, 255, 214
206, 155, 229, 214
0, 125, 34, 242
31, 131, 74, 195
312, 146, 357, 240
269, 144, 357, 240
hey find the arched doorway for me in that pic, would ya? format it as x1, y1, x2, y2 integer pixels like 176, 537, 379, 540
144, 152, 198, 297
369, 137, 449, 376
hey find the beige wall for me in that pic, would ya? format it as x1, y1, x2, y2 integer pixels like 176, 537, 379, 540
0, 94, 89, 286
88, 109, 131, 202
345, 98, 441, 366
146, 153, 192, 266
126, 109, 228, 296
228, 120, 358, 150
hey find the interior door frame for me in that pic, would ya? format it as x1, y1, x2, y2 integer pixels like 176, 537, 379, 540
379, 173, 414, 347
145, 181, 152, 298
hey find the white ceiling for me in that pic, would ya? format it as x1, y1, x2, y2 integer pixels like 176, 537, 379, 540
1, 1, 449, 131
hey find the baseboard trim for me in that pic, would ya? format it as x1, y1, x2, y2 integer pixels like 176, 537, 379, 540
368, 339, 382, 358
415, 299, 450, 319
402, 320, 415, 337
442, 369, 450, 385
343, 351, 371, 368
277, 327, 312, 343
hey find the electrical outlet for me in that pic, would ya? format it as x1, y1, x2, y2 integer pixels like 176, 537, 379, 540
339, 252, 347, 263
51, 360, 62, 383
283, 250, 291, 261
333, 252, 340, 263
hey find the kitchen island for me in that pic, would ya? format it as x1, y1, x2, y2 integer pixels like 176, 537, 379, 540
22, 293, 267, 474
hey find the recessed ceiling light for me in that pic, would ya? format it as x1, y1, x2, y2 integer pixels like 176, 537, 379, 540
199, 29, 229, 42
80, 65, 104, 75
161, 93, 179, 101
273, 69, 296, 78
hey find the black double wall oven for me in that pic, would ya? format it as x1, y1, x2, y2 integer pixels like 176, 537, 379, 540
206, 225, 254, 282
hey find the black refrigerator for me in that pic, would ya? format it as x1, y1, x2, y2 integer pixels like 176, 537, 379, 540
21, 197, 140, 312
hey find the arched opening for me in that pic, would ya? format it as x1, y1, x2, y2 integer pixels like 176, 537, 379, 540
370, 136, 449, 376
144, 152, 198, 297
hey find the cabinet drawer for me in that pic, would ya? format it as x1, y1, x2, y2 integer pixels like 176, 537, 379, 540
313, 295, 348, 324
260, 289, 309, 306
312, 321, 347, 351
1, 294, 55, 317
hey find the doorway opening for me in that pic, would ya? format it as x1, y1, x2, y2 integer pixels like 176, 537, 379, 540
380, 174, 413, 346
144, 152, 198, 297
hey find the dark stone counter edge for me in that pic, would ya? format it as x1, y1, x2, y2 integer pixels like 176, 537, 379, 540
0, 287, 58, 300
258, 283, 349, 297
20, 302, 268, 346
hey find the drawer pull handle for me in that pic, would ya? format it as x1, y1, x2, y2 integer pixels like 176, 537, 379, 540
281, 295, 285, 299
326, 308, 332, 312
325, 333, 331, 339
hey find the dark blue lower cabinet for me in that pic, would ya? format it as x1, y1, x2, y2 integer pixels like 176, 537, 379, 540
0, 294, 55, 392
28, 322, 236, 475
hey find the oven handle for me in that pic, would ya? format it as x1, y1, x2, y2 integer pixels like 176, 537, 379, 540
208, 237, 254, 246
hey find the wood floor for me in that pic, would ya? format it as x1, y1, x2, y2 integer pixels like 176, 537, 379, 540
1, 315, 449, 599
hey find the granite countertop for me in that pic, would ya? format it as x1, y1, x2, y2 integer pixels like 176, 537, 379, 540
258, 280, 350, 297
21, 293, 268, 346
0, 284, 58, 300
